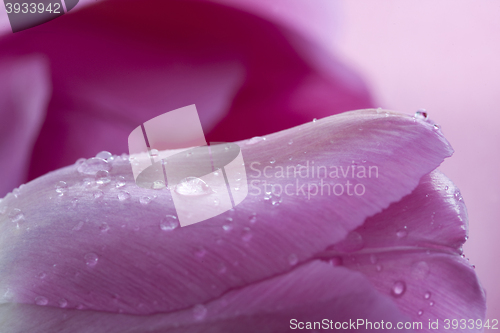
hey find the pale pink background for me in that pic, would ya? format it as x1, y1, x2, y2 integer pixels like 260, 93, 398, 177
334, 0, 500, 320
1, 0, 498, 320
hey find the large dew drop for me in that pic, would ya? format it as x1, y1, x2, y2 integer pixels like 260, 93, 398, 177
96, 151, 113, 161
175, 177, 212, 196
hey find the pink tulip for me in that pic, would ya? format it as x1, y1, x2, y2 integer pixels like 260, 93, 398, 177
0, 109, 485, 332
0, 1, 485, 332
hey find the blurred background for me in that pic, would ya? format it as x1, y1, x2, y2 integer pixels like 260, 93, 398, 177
333, 0, 500, 320
1, 0, 498, 321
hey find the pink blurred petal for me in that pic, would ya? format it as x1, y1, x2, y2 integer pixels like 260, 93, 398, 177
0, 262, 412, 332
0, 0, 372, 181
0, 56, 51, 197
317, 170, 486, 328
0, 109, 452, 323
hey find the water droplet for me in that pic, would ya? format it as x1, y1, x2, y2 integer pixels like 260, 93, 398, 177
222, 224, 233, 232
312, 118, 317, 123
226, 217, 233, 222
418, 310, 423, 316
328, 257, 342, 266
391, 281, 406, 297
288, 139, 293, 145
396, 229, 408, 238
193, 304, 207, 321
99, 222, 110, 232
93, 191, 104, 199
160, 215, 178, 231
246, 136, 265, 145
118, 191, 130, 201
288, 254, 298, 266
12, 188, 20, 198
72, 221, 85, 231
415, 109, 428, 120
175, 177, 212, 196
269, 158, 276, 164
140, 196, 152, 206
333, 231, 364, 253
84, 253, 99, 267
433, 124, 440, 130
58, 299, 68, 308
242, 228, 253, 242
77, 158, 111, 175
376, 107, 383, 113
8, 208, 24, 224
35, 296, 48, 306
151, 180, 165, 190
429, 301, 435, 306
249, 213, 257, 224
218, 264, 227, 274
370, 254, 377, 264
116, 176, 126, 188
213, 198, 220, 206
75, 158, 86, 165
195, 248, 207, 258
412, 261, 430, 280
38, 272, 47, 279
150, 149, 159, 157
376, 264, 383, 272
95, 170, 111, 185
424, 292, 431, 299
55, 181, 68, 195
96, 151, 113, 161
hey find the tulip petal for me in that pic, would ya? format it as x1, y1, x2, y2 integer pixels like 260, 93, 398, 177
0, 0, 372, 180
0, 110, 452, 319
0, 56, 51, 197
317, 170, 486, 330
0, 261, 413, 333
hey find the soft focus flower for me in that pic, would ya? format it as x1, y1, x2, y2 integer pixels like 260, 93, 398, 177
0, 110, 485, 332
0, 0, 372, 197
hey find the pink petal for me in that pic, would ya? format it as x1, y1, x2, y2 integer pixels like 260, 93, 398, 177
0, 110, 451, 328
0, 0, 372, 181
0, 262, 412, 332
0, 56, 51, 197
317, 170, 486, 328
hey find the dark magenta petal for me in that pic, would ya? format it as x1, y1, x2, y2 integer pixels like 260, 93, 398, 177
0, 56, 50, 198
0, 262, 413, 332
0, 0, 373, 182
317, 170, 486, 329
0, 109, 453, 323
